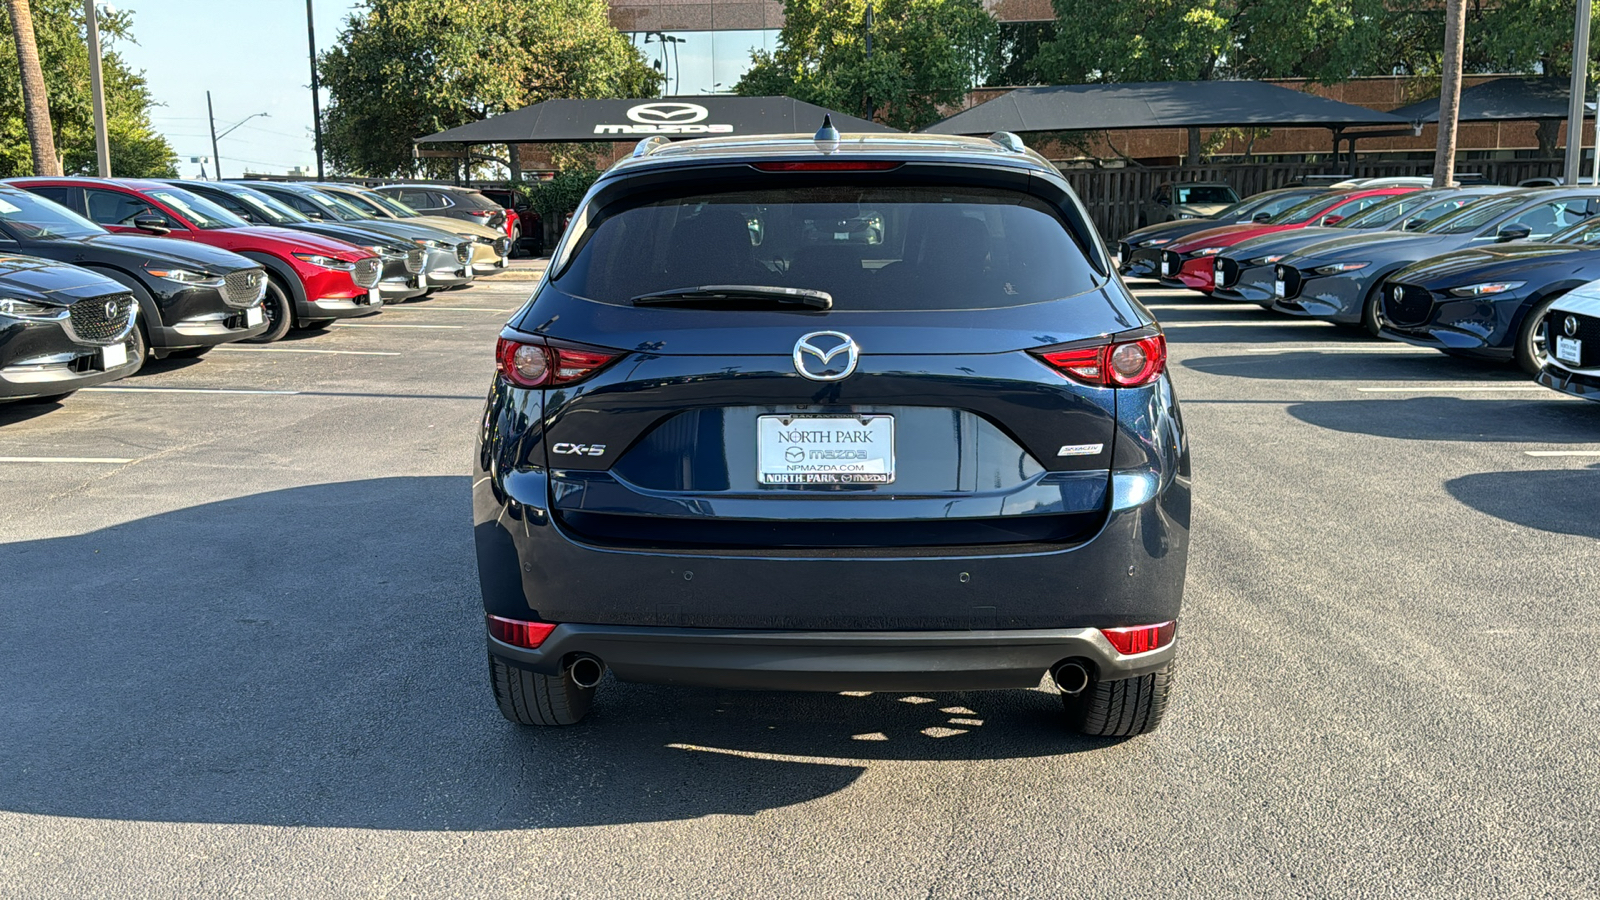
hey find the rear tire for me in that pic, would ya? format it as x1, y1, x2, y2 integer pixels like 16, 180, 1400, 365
1063, 664, 1174, 737
245, 278, 294, 344
489, 655, 595, 726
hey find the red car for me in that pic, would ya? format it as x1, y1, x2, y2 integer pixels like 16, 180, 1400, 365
10, 177, 383, 342
1157, 187, 1419, 294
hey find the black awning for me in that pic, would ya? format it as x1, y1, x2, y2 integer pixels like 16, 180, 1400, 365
416, 96, 896, 144
1389, 77, 1592, 123
922, 81, 1410, 134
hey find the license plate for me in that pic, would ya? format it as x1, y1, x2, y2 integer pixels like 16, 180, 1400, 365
100, 342, 127, 369
758, 415, 894, 485
1160, 259, 1172, 276
1274, 279, 1286, 298
1555, 336, 1583, 365
245, 306, 264, 327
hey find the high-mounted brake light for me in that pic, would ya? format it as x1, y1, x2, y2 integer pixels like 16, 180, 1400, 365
1099, 621, 1177, 655
752, 161, 904, 172
495, 337, 621, 388
487, 614, 557, 649
1035, 334, 1166, 387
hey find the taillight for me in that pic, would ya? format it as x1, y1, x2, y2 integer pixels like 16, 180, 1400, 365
496, 337, 620, 388
1099, 621, 1177, 655
487, 614, 557, 649
468, 210, 493, 217
1035, 334, 1166, 387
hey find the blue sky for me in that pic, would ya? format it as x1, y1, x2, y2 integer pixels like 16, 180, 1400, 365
115, 1, 361, 180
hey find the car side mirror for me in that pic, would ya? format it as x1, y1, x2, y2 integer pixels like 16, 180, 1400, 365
1252, 212, 1273, 223
1319, 214, 1344, 226
133, 215, 170, 235
1496, 224, 1531, 243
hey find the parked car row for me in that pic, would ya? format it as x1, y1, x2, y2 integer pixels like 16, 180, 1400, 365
1117, 182, 1600, 403
0, 177, 511, 407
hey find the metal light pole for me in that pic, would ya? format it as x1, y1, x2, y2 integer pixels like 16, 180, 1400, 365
307, 0, 325, 179
1565, 0, 1593, 185
85, 0, 111, 176
207, 91, 221, 180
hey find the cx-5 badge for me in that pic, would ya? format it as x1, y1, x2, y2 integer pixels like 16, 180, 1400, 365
552, 443, 606, 456
794, 331, 859, 382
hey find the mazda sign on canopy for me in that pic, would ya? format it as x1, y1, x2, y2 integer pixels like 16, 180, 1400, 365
594, 102, 733, 136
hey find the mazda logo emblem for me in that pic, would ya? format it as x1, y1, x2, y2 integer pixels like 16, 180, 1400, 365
793, 331, 859, 382
104, 299, 119, 319
1566, 315, 1580, 337
626, 102, 709, 125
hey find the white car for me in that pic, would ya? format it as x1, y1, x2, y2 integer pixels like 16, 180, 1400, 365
1538, 281, 1600, 401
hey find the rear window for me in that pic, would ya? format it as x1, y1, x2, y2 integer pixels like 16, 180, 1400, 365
455, 190, 503, 211
1174, 185, 1237, 205
554, 185, 1100, 311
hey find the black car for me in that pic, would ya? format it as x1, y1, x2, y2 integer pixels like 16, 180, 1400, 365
376, 183, 507, 231
177, 181, 427, 304
0, 254, 142, 402
1117, 186, 1327, 278
1379, 216, 1600, 372
0, 184, 266, 360
474, 130, 1190, 736
479, 186, 544, 257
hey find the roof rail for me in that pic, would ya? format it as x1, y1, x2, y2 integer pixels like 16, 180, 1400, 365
632, 136, 672, 158
988, 132, 1026, 153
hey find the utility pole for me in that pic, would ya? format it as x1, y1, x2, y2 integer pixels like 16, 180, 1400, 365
85, 0, 111, 176
7, 0, 61, 175
306, 0, 325, 179
207, 92, 222, 180
1433, 0, 1467, 187
1565, 0, 1593, 185
863, 1, 874, 122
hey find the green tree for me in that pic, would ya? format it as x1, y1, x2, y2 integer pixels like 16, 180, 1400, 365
735, 0, 1001, 131
0, 0, 175, 177
318, 0, 660, 178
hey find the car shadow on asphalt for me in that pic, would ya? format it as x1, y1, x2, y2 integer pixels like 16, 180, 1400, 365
0, 400, 67, 426
1181, 349, 1517, 382
0, 476, 1114, 832
1444, 465, 1600, 539
1285, 397, 1600, 443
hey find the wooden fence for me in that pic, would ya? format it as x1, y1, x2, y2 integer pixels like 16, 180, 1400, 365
1062, 158, 1569, 240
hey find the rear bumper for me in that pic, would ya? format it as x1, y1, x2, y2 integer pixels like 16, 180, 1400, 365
488, 624, 1176, 690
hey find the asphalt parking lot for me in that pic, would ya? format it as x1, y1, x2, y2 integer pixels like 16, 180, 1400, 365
2, 273, 1598, 897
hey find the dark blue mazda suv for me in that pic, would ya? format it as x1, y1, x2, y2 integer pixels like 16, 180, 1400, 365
473, 129, 1191, 736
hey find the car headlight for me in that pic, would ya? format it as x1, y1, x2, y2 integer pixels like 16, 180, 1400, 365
1312, 261, 1370, 275
1249, 254, 1286, 265
415, 238, 452, 250
292, 252, 356, 271
0, 297, 62, 318
1139, 238, 1173, 247
1192, 247, 1226, 257
144, 266, 224, 286
367, 245, 406, 259
1450, 281, 1526, 297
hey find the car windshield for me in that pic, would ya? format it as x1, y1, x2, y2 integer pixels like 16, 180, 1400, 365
1421, 195, 1526, 234
1174, 185, 1237, 205
1340, 192, 1440, 228
1219, 189, 1319, 221
1393, 194, 1491, 231
149, 188, 249, 230
328, 190, 391, 217
1270, 193, 1348, 225
231, 188, 310, 225
365, 191, 422, 217
1550, 218, 1600, 245
0, 189, 106, 239
306, 190, 375, 220
555, 184, 1100, 312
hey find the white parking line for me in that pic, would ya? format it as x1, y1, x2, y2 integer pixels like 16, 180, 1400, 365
1354, 385, 1548, 393
1164, 320, 1334, 328
1246, 346, 1434, 354
0, 456, 133, 464
382, 306, 517, 313
333, 323, 463, 329
1525, 450, 1600, 457
211, 346, 401, 357
84, 387, 300, 395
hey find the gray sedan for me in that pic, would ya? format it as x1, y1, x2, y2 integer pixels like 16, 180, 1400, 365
1270, 188, 1600, 333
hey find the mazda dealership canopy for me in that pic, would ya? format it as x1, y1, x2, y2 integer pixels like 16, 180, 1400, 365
415, 97, 895, 145
1389, 77, 1592, 123
923, 81, 1411, 134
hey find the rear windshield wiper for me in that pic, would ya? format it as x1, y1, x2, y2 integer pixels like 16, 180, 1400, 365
630, 285, 833, 311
